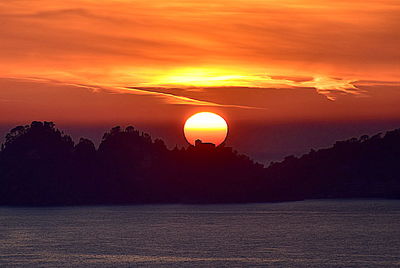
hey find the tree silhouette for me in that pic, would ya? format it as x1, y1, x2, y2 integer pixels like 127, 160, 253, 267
0, 122, 74, 205
0, 121, 400, 205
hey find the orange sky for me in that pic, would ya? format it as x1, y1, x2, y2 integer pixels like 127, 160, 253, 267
0, 0, 399, 154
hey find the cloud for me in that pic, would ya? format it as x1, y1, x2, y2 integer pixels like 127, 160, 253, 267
1, 76, 399, 125
0, 0, 399, 79
131, 68, 366, 100
353, 80, 400, 87
2, 8, 92, 19
123, 87, 263, 109
257, 75, 365, 100
3, 76, 262, 109
269, 76, 314, 83
146, 73, 366, 101
0, 0, 399, 123
296, 76, 366, 101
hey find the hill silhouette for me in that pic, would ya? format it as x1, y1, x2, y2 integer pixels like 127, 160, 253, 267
265, 130, 400, 199
0, 121, 399, 205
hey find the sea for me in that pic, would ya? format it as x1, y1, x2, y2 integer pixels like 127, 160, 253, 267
0, 200, 399, 267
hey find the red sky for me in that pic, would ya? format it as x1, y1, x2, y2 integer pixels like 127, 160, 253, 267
0, 0, 399, 162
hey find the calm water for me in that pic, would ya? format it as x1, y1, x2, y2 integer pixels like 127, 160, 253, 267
0, 200, 399, 267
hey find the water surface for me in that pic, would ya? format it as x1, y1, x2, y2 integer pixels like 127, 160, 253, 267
1, 200, 399, 267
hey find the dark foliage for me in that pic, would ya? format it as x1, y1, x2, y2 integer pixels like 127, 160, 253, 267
265, 129, 400, 199
0, 122, 264, 205
0, 121, 399, 205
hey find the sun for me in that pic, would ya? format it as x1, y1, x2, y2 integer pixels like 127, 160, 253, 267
184, 112, 228, 146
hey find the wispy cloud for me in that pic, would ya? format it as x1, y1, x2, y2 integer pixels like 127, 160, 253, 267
0, 0, 399, 79
122, 87, 264, 109
353, 80, 400, 87
295, 76, 366, 101
136, 72, 366, 101
3, 76, 263, 109
0, 0, 399, 122
260, 75, 364, 100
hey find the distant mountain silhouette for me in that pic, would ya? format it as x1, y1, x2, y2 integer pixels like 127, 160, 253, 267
0, 121, 399, 205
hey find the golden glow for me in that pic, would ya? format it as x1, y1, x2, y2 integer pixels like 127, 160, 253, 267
148, 68, 261, 88
184, 112, 228, 146
0, 0, 399, 124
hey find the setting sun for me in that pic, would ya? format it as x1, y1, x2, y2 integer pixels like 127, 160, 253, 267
184, 112, 228, 146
